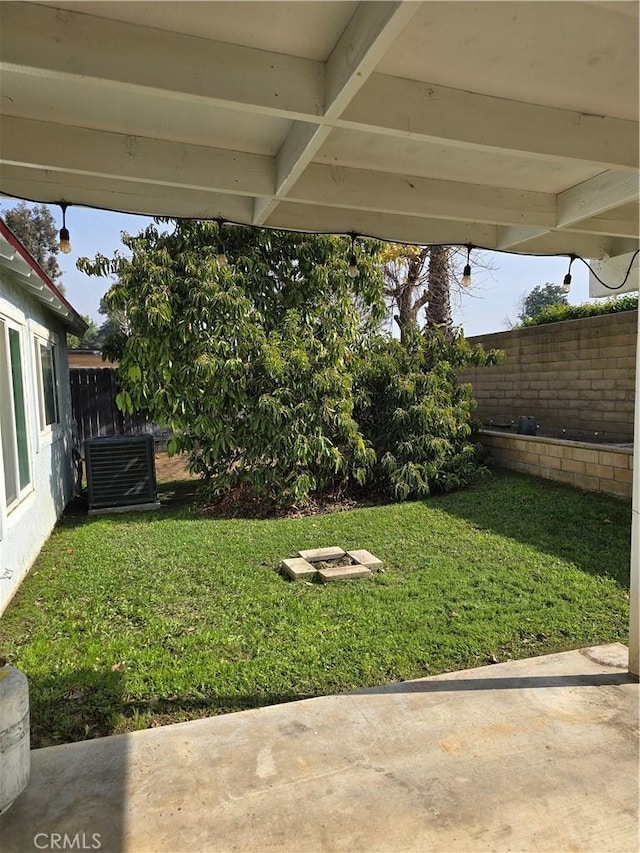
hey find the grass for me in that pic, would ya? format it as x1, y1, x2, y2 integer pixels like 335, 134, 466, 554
0, 471, 631, 747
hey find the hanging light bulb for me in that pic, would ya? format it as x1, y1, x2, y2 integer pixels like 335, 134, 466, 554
461, 244, 472, 287
58, 202, 71, 254
347, 233, 359, 278
562, 255, 575, 293
216, 219, 227, 266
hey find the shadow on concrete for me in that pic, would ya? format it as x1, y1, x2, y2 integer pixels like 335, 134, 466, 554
351, 671, 635, 695
0, 668, 127, 853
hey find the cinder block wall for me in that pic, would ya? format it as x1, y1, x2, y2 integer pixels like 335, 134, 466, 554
481, 430, 632, 500
460, 311, 637, 442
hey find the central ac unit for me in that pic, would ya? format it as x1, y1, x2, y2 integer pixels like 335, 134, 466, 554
85, 435, 159, 513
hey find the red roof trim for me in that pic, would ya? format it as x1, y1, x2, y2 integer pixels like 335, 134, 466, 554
0, 219, 88, 332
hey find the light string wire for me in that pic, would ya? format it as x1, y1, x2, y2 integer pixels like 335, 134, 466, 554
1, 192, 638, 292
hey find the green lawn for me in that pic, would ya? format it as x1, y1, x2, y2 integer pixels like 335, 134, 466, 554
0, 471, 630, 747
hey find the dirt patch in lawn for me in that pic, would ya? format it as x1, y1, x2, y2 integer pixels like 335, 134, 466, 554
153, 455, 387, 518
202, 487, 361, 519
154, 452, 199, 507
154, 452, 195, 484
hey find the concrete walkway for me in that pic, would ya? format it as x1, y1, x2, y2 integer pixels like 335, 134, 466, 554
2, 644, 638, 852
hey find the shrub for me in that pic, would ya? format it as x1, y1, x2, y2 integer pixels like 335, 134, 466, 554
520, 295, 637, 327
81, 222, 385, 508
354, 328, 503, 500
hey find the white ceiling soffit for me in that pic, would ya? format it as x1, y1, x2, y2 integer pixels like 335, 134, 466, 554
0, 1, 638, 259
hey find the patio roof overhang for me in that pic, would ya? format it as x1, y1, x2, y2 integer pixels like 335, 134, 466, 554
0, 1, 638, 259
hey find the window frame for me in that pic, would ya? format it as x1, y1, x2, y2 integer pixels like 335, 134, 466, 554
0, 315, 33, 513
34, 330, 61, 439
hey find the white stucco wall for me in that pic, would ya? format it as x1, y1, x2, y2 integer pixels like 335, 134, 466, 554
0, 271, 74, 614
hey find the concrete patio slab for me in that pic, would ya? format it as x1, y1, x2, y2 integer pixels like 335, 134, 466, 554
1, 644, 637, 853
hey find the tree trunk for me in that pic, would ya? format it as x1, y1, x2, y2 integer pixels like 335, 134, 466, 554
393, 248, 429, 345
425, 246, 452, 336
395, 283, 416, 345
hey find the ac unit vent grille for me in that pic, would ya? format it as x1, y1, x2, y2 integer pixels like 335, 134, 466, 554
85, 435, 158, 511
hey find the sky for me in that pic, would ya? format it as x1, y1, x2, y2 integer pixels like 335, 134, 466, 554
0, 199, 593, 337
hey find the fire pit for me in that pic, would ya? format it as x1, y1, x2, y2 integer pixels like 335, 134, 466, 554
280, 547, 383, 582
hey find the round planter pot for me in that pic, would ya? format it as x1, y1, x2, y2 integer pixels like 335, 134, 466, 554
0, 665, 30, 815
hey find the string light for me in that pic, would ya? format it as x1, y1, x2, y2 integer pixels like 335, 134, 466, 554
562, 254, 576, 293
347, 232, 359, 279
216, 218, 228, 267
58, 202, 71, 254
5, 190, 639, 293
461, 244, 472, 287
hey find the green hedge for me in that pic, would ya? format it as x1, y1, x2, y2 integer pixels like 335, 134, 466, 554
519, 295, 637, 327
514, 296, 638, 329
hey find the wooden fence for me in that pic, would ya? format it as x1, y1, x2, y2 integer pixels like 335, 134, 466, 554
70, 368, 155, 445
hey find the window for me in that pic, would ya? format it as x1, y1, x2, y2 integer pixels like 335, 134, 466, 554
0, 319, 31, 508
36, 339, 59, 430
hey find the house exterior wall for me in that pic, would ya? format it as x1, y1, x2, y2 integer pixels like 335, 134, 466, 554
0, 272, 74, 614
480, 429, 632, 499
459, 311, 637, 443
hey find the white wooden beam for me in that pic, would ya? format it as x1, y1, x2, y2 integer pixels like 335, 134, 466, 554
267, 200, 635, 257
253, 122, 332, 226
2, 2, 636, 175
496, 226, 552, 251
0, 116, 275, 198
340, 75, 639, 172
499, 183, 639, 251
503, 231, 638, 259
556, 171, 640, 229
563, 209, 639, 239
499, 216, 639, 247
264, 202, 500, 246
0, 2, 324, 121
0, 164, 256, 221
253, 1, 420, 226
324, 2, 419, 117
288, 163, 556, 227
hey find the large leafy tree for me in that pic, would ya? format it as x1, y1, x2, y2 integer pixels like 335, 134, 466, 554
4, 201, 63, 284
517, 283, 568, 322
78, 220, 385, 506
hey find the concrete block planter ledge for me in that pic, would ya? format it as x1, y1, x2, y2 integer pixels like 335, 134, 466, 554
280, 547, 383, 582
